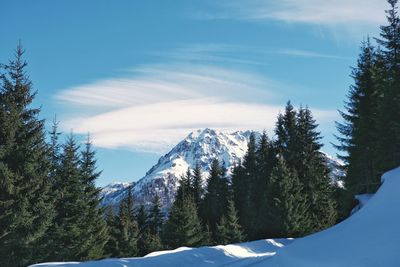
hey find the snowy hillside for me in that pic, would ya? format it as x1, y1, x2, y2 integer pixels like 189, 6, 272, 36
101, 128, 343, 210
31, 167, 400, 266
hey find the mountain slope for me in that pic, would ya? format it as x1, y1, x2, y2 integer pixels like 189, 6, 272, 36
102, 128, 254, 209
101, 128, 343, 210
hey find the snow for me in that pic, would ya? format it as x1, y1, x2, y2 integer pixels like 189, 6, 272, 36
33, 167, 400, 266
254, 167, 400, 267
30, 239, 293, 267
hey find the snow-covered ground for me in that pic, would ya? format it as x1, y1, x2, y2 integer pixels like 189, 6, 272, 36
31, 239, 293, 267
32, 167, 400, 267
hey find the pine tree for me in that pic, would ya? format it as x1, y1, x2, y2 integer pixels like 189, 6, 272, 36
148, 195, 164, 235
136, 204, 148, 232
297, 107, 337, 231
215, 200, 244, 245
162, 196, 205, 249
175, 168, 192, 203
191, 163, 204, 212
231, 132, 257, 237
200, 159, 229, 238
46, 135, 89, 261
252, 132, 276, 238
268, 157, 310, 237
375, 0, 400, 178
0, 44, 55, 266
79, 136, 109, 259
336, 39, 381, 215
137, 228, 163, 257
116, 186, 139, 257
104, 207, 120, 257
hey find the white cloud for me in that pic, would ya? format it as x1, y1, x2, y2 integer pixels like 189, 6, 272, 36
278, 49, 347, 59
57, 62, 336, 153
200, 0, 386, 26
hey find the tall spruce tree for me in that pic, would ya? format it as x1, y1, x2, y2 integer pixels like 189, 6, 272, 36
0, 44, 55, 267
79, 136, 109, 259
116, 186, 139, 257
231, 132, 257, 237
191, 163, 204, 212
148, 195, 164, 235
200, 159, 229, 238
336, 40, 381, 214
375, 0, 400, 178
46, 135, 90, 261
297, 107, 337, 231
252, 132, 276, 238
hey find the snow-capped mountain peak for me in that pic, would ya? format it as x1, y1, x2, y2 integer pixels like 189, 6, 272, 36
101, 128, 255, 209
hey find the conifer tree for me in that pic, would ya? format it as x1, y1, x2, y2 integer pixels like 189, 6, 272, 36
0, 44, 55, 266
336, 40, 381, 214
79, 136, 109, 259
268, 157, 310, 237
136, 204, 148, 232
162, 196, 205, 249
215, 200, 244, 245
46, 135, 89, 261
175, 168, 192, 203
200, 159, 229, 237
191, 163, 204, 211
231, 132, 257, 237
116, 186, 139, 257
375, 0, 400, 178
252, 132, 276, 238
148, 195, 164, 235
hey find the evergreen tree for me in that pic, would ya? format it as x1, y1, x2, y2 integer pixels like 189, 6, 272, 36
231, 132, 257, 237
0, 44, 55, 266
136, 204, 148, 232
375, 0, 400, 178
191, 163, 204, 212
116, 186, 139, 257
336, 40, 381, 215
175, 168, 192, 203
46, 135, 89, 261
137, 228, 163, 257
297, 107, 337, 231
268, 157, 310, 237
162, 196, 205, 249
148, 195, 164, 235
79, 136, 109, 259
252, 132, 276, 238
200, 159, 229, 238
215, 200, 244, 245
104, 207, 120, 257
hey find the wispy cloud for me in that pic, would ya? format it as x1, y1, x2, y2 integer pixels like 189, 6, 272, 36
278, 49, 347, 59
56, 60, 336, 153
197, 0, 386, 26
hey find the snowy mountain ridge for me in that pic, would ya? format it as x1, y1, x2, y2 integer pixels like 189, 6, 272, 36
100, 128, 343, 210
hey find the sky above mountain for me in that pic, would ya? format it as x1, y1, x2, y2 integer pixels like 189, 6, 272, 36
0, 0, 388, 186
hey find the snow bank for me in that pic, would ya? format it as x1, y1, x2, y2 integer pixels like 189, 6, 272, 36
256, 167, 400, 267
31, 239, 293, 267
32, 167, 400, 267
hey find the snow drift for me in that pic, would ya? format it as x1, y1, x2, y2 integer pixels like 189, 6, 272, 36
32, 167, 400, 267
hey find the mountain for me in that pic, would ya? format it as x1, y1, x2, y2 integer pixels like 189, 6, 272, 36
100, 128, 344, 210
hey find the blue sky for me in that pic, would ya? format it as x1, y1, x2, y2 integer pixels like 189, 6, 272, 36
1, 0, 387, 186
